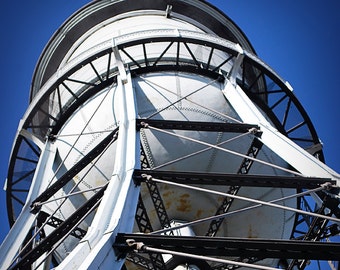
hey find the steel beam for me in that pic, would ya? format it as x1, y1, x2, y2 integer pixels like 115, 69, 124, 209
30, 127, 119, 211
114, 233, 340, 261
206, 138, 263, 237
133, 169, 334, 189
8, 185, 106, 270
136, 119, 260, 134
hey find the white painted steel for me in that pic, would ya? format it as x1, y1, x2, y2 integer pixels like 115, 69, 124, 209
131, 71, 297, 269
3, 1, 340, 269
0, 142, 56, 269
222, 80, 340, 184
56, 73, 139, 269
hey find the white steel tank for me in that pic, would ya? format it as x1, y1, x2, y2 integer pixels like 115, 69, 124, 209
1, 1, 339, 270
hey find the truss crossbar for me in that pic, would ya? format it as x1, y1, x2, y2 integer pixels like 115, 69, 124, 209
133, 196, 166, 269
136, 119, 260, 134
9, 185, 106, 270
30, 127, 119, 210
146, 180, 172, 230
288, 204, 333, 270
133, 170, 334, 189
135, 194, 154, 233
134, 147, 168, 269
38, 211, 87, 239
128, 253, 166, 270
114, 233, 340, 260
50, 77, 116, 135
126, 253, 159, 270
206, 138, 263, 237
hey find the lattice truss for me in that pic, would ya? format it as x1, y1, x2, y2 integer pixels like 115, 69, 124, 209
3, 30, 340, 270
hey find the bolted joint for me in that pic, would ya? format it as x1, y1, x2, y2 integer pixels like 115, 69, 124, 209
126, 239, 145, 252
141, 173, 153, 183
46, 132, 57, 142
136, 121, 149, 131
141, 122, 149, 128
248, 127, 262, 137
322, 183, 340, 201
30, 202, 42, 214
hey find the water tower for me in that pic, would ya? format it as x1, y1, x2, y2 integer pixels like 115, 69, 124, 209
1, 0, 340, 269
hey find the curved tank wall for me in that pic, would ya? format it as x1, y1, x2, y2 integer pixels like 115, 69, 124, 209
1, 1, 339, 270
34, 3, 296, 266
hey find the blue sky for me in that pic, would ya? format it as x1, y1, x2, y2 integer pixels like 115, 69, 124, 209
0, 1, 339, 268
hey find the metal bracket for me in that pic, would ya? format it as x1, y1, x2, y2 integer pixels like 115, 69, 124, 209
165, 5, 172, 18
227, 45, 244, 87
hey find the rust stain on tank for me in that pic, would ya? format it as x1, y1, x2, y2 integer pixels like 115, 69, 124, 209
162, 190, 175, 209
162, 190, 174, 198
248, 224, 257, 238
195, 209, 204, 219
217, 195, 227, 203
176, 193, 191, 212
248, 224, 253, 238
165, 199, 172, 209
